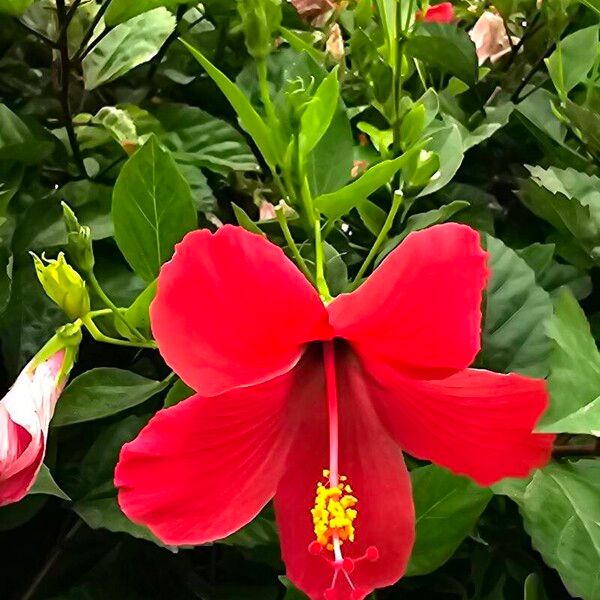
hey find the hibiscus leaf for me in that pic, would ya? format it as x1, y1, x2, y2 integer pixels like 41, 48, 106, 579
0, 0, 34, 16
52, 368, 169, 427
155, 103, 259, 175
537, 290, 600, 435
82, 9, 176, 90
478, 235, 553, 378
112, 135, 197, 282
314, 144, 424, 220
181, 38, 279, 169
115, 279, 157, 339
105, 0, 189, 25
518, 461, 600, 600
406, 465, 492, 576
29, 465, 70, 501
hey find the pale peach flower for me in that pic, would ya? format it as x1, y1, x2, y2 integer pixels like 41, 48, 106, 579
469, 12, 520, 65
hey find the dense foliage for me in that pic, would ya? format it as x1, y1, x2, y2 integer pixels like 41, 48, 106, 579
0, 0, 599, 598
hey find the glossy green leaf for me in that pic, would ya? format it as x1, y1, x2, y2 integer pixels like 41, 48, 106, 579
406, 23, 478, 85
112, 135, 197, 282
298, 68, 339, 159
520, 461, 600, 600
181, 39, 279, 168
0, 0, 34, 15
115, 279, 157, 339
52, 368, 169, 426
105, 0, 189, 25
82, 8, 176, 90
524, 573, 547, 600
29, 465, 70, 500
314, 145, 422, 220
407, 465, 492, 576
537, 290, 600, 434
0, 104, 52, 164
545, 26, 599, 98
156, 103, 259, 175
479, 235, 553, 377
517, 243, 591, 300
520, 165, 600, 264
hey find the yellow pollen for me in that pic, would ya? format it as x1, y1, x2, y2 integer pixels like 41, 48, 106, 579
311, 473, 358, 550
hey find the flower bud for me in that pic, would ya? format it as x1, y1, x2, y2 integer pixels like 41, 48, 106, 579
237, 0, 282, 60
62, 202, 95, 272
31, 252, 91, 320
326, 24, 345, 62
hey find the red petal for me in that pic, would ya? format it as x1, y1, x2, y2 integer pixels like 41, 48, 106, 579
275, 348, 414, 600
151, 225, 331, 396
423, 2, 455, 22
115, 361, 311, 546
366, 364, 554, 486
328, 224, 488, 380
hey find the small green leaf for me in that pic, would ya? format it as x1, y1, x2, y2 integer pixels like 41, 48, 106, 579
82, 8, 176, 90
232, 203, 265, 236
29, 465, 70, 501
519, 461, 600, 600
537, 290, 600, 434
112, 135, 197, 282
545, 26, 599, 98
406, 23, 478, 85
163, 378, 194, 408
406, 465, 492, 576
314, 145, 423, 220
52, 368, 169, 426
181, 39, 279, 168
479, 235, 553, 377
0, 0, 33, 16
105, 0, 189, 25
115, 279, 157, 339
524, 573, 547, 600
299, 68, 339, 159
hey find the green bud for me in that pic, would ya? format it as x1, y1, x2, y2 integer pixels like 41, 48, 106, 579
405, 150, 440, 191
62, 202, 95, 271
31, 252, 91, 320
237, 0, 282, 60
33, 323, 83, 383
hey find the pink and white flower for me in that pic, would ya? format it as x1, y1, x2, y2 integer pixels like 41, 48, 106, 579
0, 351, 66, 506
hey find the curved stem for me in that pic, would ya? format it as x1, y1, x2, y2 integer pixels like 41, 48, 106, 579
83, 316, 156, 349
85, 270, 144, 341
314, 219, 332, 302
275, 206, 315, 284
351, 192, 403, 289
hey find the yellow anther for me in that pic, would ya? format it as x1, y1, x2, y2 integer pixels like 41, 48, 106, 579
311, 472, 358, 551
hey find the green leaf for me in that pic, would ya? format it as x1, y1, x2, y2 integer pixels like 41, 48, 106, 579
314, 145, 423, 220
376, 201, 469, 266
29, 465, 70, 500
524, 573, 547, 600
232, 202, 265, 236
452, 103, 515, 151
52, 368, 169, 427
0, 104, 53, 164
537, 290, 600, 434
156, 103, 259, 175
181, 39, 278, 168
520, 165, 600, 264
163, 378, 194, 408
0, 0, 33, 15
545, 26, 599, 98
577, 0, 600, 15
406, 23, 478, 85
115, 280, 157, 339
479, 235, 553, 377
562, 99, 600, 155
82, 8, 176, 90
105, 0, 189, 25
74, 495, 166, 546
112, 135, 197, 282
280, 577, 309, 600
519, 461, 600, 600
418, 123, 464, 197
406, 465, 492, 576
516, 243, 591, 300
298, 68, 339, 159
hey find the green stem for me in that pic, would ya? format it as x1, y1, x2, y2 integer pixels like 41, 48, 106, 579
86, 270, 144, 341
257, 59, 278, 128
314, 219, 332, 302
275, 206, 315, 284
82, 316, 157, 349
350, 192, 403, 289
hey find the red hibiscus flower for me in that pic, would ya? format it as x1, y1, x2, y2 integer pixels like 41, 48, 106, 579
115, 223, 553, 600
418, 2, 455, 23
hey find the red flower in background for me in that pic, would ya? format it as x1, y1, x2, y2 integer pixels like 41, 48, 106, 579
115, 224, 553, 600
418, 2, 455, 22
